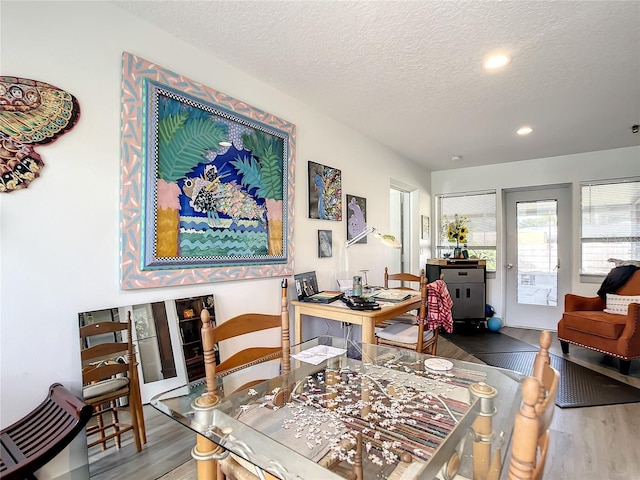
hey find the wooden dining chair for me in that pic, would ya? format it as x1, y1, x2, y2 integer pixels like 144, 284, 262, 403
193, 279, 290, 480
376, 276, 439, 354
378, 267, 425, 321
79, 317, 145, 453
321, 431, 364, 480
486, 330, 559, 480
376, 269, 447, 355
533, 330, 559, 418
503, 375, 555, 480
384, 267, 425, 291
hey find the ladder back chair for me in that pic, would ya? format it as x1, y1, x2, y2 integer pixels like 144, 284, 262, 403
380, 267, 425, 324
486, 330, 559, 480
79, 317, 145, 453
377, 269, 450, 355
384, 267, 425, 291
193, 280, 290, 480
505, 374, 556, 480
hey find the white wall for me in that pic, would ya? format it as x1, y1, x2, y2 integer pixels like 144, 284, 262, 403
0, 2, 431, 477
432, 146, 640, 319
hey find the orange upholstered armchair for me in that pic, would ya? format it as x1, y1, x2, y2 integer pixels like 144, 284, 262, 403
558, 268, 640, 374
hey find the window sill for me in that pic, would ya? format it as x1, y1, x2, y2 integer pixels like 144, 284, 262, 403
580, 274, 605, 284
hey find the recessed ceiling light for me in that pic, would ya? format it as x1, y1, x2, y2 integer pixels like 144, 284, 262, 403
517, 126, 533, 136
484, 54, 511, 70
451, 155, 462, 162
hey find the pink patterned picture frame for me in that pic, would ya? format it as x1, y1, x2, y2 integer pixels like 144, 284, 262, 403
120, 53, 295, 289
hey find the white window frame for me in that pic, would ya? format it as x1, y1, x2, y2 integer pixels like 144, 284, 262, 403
435, 190, 497, 272
580, 177, 640, 276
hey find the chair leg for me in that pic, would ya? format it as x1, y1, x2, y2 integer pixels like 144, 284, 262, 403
560, 340, 569, 354
110, 401, 121, 449
128, 393, 143, 452
95, 405, 107, 450
620, 360, 631, 375
432, 328, 439, 356
131, 365, 147, 445
131, 380, 146, 446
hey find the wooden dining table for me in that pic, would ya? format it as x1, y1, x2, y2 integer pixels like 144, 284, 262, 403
151, 336, 525, 480
291, 293, 423, 345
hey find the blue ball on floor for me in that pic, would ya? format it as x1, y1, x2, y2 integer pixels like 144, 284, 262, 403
487, 316, 502, 332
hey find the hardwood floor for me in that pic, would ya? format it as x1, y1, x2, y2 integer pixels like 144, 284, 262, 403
501, 326, 640, 480
88, 406, 194, 480
89, 327, 640, 480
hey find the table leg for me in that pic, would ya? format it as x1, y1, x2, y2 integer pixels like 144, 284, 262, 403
472, 414, 492, 480
469, 383, 498, 480
193, 434, 220, 480
361, 317, 375, 344
294, 307, 302, 345
192, 394, 223, 480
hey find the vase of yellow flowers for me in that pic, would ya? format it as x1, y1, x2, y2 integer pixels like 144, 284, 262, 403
443, 214, 469, 258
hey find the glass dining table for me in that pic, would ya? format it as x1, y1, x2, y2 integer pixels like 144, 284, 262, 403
151, 336, 525, 480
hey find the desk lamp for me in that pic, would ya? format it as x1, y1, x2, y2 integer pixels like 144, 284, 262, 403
344, 226, 401, 273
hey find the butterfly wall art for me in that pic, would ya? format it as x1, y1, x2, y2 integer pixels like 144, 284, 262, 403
0, 76, 80, 193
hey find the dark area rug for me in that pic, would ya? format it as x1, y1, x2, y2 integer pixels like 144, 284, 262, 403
442, 331, 539, 354
475, 351, 640, 408
444, 331, 640, 408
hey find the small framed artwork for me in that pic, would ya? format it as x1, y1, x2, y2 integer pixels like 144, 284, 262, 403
346, 194, 367, 243
318, 230, 332, 258
421, 215, 429, 239
308, 161, 342, 221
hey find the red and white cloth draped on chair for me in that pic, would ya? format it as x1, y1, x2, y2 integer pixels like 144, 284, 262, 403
424, 279, 454, 333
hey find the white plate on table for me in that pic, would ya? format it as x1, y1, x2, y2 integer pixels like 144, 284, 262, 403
424, 358, 453, 371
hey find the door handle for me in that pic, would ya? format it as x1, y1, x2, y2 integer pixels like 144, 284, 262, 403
506, 264, 514, 269
554, 258, 560, 271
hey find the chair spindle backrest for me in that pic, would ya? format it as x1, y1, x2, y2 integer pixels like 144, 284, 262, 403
384, 267, 425, 290
202, 279, 289, 399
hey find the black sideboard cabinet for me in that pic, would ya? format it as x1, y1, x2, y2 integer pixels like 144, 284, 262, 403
426, 258, 486, 324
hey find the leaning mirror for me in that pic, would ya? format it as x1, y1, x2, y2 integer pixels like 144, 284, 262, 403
78, 295, 217, 477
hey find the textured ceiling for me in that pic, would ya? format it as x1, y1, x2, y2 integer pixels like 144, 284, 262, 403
113, 0, 640, 171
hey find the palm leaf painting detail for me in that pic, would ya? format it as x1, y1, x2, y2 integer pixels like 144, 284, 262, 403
232, 130, 283, 201
155, 113, 228, 258
230, 130, 285, 255
231, 155, 264, 196
158, 112, 187, 144
158, 117, 227, 182
257, 145, 283, 200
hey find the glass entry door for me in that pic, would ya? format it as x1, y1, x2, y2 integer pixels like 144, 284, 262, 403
505, 186, 571, 330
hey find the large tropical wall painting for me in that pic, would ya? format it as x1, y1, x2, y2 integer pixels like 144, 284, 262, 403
120, 53, 295, 289
148, 85, 285, 265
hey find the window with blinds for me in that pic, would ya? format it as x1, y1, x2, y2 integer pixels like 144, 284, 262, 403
436, 191, 497, 271
581, 178, 640, 275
